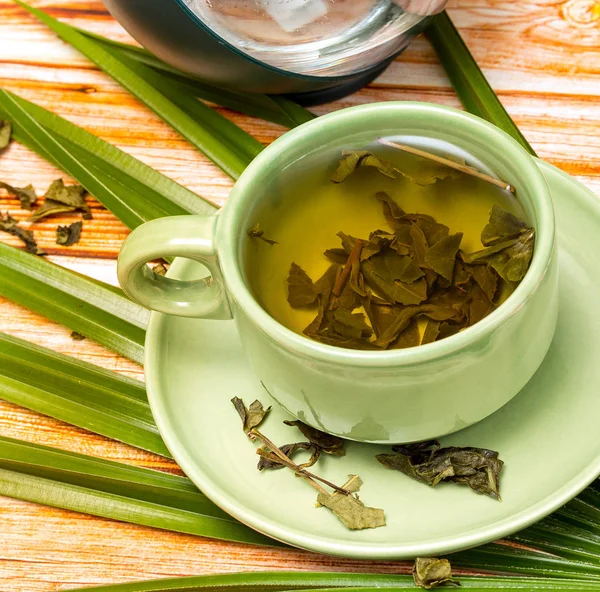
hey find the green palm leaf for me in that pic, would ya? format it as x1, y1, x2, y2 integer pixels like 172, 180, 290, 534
0, 333, 167, 455
0, 89, 217, 228
0, 242, 146, 362
426, 12, 536, 156
16, 0, 262, 179
0, 435, 272, 546
64, 573, 600, 591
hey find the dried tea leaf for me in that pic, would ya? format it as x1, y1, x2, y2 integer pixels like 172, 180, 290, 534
29, 179, 90, 222
287, 262, 319, 308
376, 191, 406, 230
284, 419, 345, 456
257, 442, 319, 471
56, 221, 82, 246
481, 205, 529, 246
331, 151, 396, 183
317, 474, 386, 530
425, 233, 463, 281
413, 557, 459, 589
324, 248, 348, 265
421, 319, 440, 345
70, 331, 86, 341
391, 318, 421, 349
0, 120, 11, 150
0, 182, 37, 210
247, 223, 278, 245
0, 211, 45, 256
152, 262, 168, 276
377, 440, 503, 500
231, 397, 271, 435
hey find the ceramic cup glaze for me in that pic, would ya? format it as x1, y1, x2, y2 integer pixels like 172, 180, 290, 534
117, 102, 558, 443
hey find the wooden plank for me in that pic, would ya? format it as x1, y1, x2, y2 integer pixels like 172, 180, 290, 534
0, 0, 599, 590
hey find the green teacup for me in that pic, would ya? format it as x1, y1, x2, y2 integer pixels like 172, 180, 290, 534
117, 102, 558, 443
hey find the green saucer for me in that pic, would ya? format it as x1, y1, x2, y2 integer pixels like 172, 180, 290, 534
145, 160, 600, 559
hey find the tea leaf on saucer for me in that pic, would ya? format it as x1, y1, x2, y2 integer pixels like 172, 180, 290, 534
284, 420, 345, 456
247, 223, 278, 245
0, 212, 45, 255
331, 151, 396, 183
481, 204, 530, 246
413, 557, 459, 589
257, 442, 320, 471
317, 474, 386, 530
29, 179, 91, 222
0, 120, 11, 149
425, 233, 463, 281
56, 221, 82, 246
376, 439, 504, 500
0, 181, 37, 210
287, 262, 319, 308
231, 397, 271, 435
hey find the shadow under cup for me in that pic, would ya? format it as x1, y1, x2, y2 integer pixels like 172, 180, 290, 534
219, 102, 558, 443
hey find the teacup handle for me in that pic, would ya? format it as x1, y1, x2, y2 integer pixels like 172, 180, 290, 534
117, 215, 232, 319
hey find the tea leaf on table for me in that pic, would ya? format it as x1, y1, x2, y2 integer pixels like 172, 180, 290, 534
247, 223, 277, 245
482, 204, 530, 246
376, 439, 503, 500
56, 221, 82, 246
257, 442, 320, 471
331, 151, 396, 183
425, 233, 463, 281
317, 474, 386, 530
287, 262, 319, 308
413, 557, 459, 589
0, 212, 45, 255
29, 179, 90, 222
284, 420, 345, 456
0, 120, 11, 149
0, 182, 37, 210
231, 397, 271, 435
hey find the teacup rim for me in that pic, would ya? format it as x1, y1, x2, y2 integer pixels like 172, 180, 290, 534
218, 101, 555, 367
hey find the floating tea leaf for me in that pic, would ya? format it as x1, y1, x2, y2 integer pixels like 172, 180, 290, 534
331, 151, 396, 183
413, 557, 459, 589
56, 221, 82, 246
0, 182, 37, 210
425, 233, 463, 281
317, 475, 386, 530
411, 160, 462, 186
0, 120, 11, 149
284, 420, 345, 456
481, 204, 529, 246
247, 223, 278, 245
324, 248, 348, 265
231, 397, 271, 435
0, 212, 45, 255
29, 179, 90, 222
421, 319, 440, 345
287, 262, 319, 308
392, 318, 421, 349
376, 192, 405, 230
376, 439, 503, 500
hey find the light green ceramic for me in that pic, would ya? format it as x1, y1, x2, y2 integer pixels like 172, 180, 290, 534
146, 160, 599, 558
118, 102, 558, 443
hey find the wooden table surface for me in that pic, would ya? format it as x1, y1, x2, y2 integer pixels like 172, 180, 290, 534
0, 1, 599, 590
